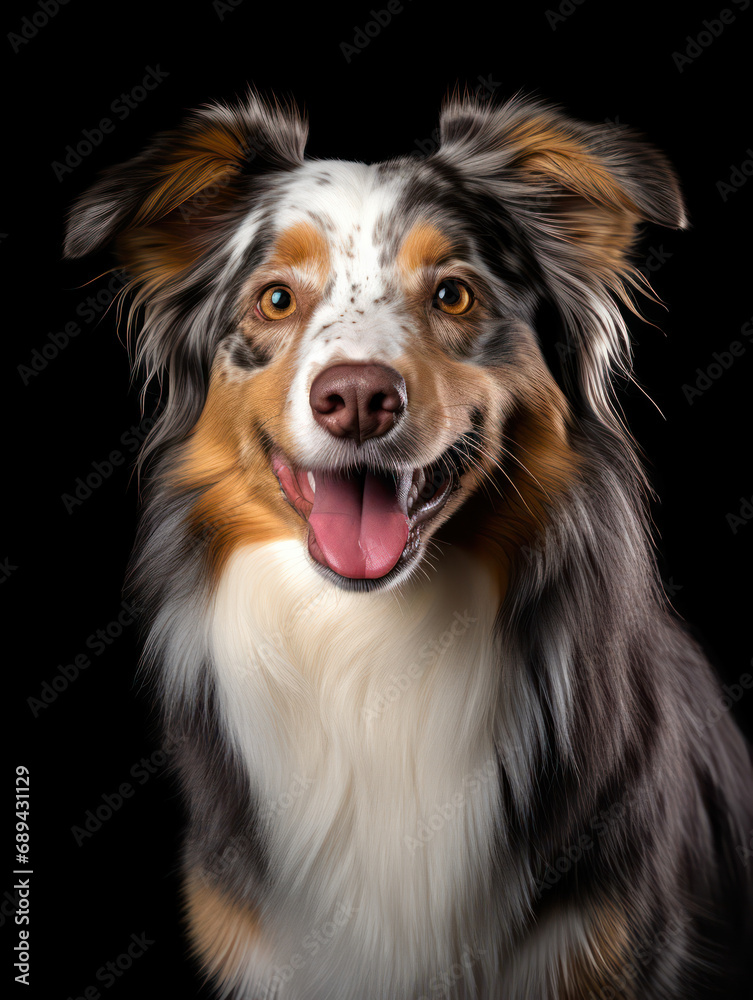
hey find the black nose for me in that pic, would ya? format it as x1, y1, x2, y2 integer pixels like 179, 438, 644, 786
309, 363, 406, 443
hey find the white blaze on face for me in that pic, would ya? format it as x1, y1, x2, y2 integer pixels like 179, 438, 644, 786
268, 161, 413, 467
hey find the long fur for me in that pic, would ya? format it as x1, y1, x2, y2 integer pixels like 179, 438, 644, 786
65, 89, 753, 999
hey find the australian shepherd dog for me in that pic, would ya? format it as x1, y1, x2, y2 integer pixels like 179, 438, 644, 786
64, 91, 753, 999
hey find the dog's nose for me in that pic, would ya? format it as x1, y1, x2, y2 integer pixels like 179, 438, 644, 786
309, 363, 406, 442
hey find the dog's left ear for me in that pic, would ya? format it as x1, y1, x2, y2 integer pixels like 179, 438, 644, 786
433, 94, 688, 421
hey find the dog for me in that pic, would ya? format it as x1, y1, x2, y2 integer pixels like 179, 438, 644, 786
64, 90, 753, 999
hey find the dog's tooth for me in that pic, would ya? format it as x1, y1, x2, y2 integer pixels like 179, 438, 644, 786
307, 471, 316, 494
414, 468, 426, 498
396, 469, 414, 515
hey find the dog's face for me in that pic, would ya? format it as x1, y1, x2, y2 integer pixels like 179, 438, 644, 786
64, 93, 686, 591
208, 161, 540, 589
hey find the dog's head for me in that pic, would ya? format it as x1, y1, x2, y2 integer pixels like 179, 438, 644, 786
64, 91, 686, 591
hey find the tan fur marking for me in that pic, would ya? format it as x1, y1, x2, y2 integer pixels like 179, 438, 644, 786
556, 198, 638, 275
508, 117, 639, 215
135, 124, 248, 226
396, 222, 456, 275
168, 361, 303, 583
184, 874, 264, 985
505, 116, 648, 279
117, 226, 201, 299
112, 118, 258, 297
439, 355, 582, 599
396, 222, 485, 353
561, 900, 635, 1000
266, 220, 330, 284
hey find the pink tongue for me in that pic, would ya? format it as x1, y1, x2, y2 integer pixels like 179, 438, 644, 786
308, 471, 409, 579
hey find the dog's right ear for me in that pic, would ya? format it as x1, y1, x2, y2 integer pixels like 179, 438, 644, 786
63, 92, 309, 473
433, 92, 687, 428
63, 90, 308, 262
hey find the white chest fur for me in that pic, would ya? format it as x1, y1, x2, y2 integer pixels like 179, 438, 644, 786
209, 540, 505, 999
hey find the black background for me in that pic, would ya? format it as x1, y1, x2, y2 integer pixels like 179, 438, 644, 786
5, 0, 752, 996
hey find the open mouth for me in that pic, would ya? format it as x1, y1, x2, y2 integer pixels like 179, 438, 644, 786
271, 455, 459, 582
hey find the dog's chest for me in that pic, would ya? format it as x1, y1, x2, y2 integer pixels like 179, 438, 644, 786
209, 541, 503, 995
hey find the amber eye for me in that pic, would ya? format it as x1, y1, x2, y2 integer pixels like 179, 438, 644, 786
258, 285, 297, 320
433, 279, 473, 315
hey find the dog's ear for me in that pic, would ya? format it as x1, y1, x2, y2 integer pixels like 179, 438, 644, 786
63, 89, 307, 267
63, 92, 308, 470
434, 93, 687, 421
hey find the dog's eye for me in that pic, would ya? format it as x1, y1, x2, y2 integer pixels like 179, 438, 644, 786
258, 285, 297, 320
433, 279, 473, 316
